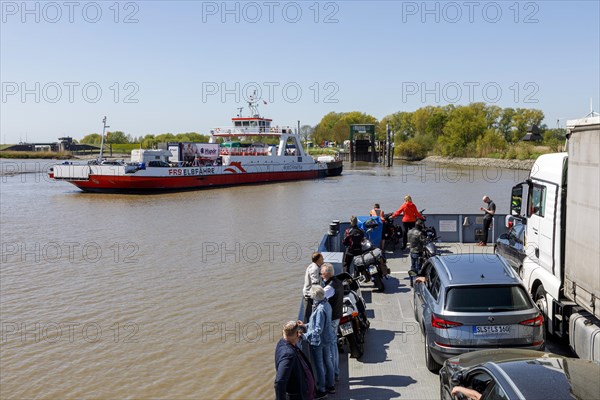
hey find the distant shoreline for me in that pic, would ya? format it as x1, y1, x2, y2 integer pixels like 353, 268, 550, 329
0, 152, 129, 160
1, 151, 535, 171
409, 156, 535, 171
0, 151, 74, 159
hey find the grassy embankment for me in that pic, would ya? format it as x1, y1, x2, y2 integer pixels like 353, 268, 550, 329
0, 150, 74, 159
0, 143, 141, 159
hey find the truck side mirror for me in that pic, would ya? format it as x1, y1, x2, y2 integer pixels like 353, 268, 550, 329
511, 184, 524, 217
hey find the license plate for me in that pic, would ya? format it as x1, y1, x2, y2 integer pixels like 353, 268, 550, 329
368, 265, 378, 274
340, 322, 353, 336
473, 325, 511, 335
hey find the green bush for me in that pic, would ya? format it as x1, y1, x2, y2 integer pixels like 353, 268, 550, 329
514, 143, 532, 160
110, 143, 140, 153
486, 152, 504, 159
395, 140, 428, 160
308, 148, 339, 156
476, 130, 508, 157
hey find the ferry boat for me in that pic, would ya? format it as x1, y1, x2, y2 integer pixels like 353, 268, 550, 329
49, 102, 343, 193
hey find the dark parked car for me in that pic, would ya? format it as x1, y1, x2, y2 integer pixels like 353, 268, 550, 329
439, 349, 600, 400
413, 254, 545, 372
494, 223, 526, 277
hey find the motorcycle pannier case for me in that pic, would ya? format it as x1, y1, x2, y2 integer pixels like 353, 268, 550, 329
353, 248, 384, 268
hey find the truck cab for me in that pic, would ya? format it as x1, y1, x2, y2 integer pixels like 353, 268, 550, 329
508, 115, 600, 361
509, 153, 567, 334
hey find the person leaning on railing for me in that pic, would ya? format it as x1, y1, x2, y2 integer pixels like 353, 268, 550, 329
302, 252, 324, 322
274, 321, 316, 400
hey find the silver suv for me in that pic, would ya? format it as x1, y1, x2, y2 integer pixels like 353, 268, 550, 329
413, 254, 545, 372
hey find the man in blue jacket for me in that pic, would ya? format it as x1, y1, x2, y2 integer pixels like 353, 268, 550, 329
274, 321, 317, 400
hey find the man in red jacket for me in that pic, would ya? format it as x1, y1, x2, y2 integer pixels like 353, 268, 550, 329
392, 195, 424, 249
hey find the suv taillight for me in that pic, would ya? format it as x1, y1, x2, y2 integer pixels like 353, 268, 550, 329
519, 314, 544, 327
431, 315, 463, 329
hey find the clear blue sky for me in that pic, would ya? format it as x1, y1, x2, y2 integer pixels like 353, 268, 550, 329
1, 0, 599, 143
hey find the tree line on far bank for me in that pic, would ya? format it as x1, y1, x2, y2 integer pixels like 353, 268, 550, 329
79, 132, 211, 149
312, 103, 566, 160
77, 103, 567, 160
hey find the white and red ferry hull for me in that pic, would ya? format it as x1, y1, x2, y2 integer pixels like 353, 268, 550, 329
51, 161, 342, 193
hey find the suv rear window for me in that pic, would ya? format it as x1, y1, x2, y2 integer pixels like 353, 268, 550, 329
445, 285, 532, 312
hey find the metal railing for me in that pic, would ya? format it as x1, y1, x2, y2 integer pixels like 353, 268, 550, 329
211, 126, 296, 135
219, 147, 270, 156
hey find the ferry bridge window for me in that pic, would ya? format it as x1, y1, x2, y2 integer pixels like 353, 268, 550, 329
530, 185, 546, 217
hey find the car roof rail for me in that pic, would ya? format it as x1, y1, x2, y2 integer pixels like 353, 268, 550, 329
437, 257, 453, 281
498, 255, 517, 279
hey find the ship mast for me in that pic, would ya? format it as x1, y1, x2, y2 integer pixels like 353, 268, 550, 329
248, 91, 260, 118
98, 116, 110, 162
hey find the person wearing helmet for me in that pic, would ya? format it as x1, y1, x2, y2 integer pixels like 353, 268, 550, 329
407, 220, 426, 287
342, 216, 365, 274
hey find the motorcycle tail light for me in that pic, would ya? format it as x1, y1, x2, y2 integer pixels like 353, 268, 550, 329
351, 311, 359, 318
339, 315, 351, 324
431, 315, 463, 329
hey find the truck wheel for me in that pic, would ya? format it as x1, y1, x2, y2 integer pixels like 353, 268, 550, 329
535, 285, 551, 338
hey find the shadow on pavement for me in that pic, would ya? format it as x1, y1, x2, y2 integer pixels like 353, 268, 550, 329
341, 386, 402, 400
350, 374, 418, 388
360, 328, 398, 364
383, 275, 411, 294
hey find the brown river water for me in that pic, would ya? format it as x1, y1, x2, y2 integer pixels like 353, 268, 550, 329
0, 159, 528, 399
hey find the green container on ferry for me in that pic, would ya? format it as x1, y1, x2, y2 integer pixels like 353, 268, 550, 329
220, 141, 241, 148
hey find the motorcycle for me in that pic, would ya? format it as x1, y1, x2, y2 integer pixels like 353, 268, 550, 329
335, 272, 369, 359
382, 212, 403, 251
418, 209, 439, 263
352, 218, 388, 292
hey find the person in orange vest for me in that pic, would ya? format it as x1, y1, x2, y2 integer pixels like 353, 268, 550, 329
391, 195, 424, 250
369, 203, 385, 219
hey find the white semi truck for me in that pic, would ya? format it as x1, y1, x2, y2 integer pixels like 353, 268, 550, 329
509, 114, 600, 361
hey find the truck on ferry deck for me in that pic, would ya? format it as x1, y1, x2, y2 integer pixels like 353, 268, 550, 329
508, 114, 600, 361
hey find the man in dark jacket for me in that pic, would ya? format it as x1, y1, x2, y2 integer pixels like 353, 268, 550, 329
322, 263, 343, 384
478, 195, 496, 246
342, 216, 365, 273
274, 321, 317, 400
407, 220, 426, 287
